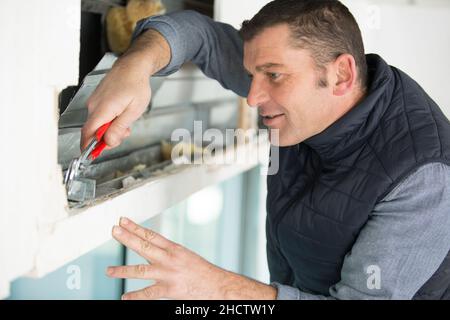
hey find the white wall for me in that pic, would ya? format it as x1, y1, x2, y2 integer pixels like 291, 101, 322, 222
0, 0, 81, 298
214, 0, 272, 28
342, 0, 450, 117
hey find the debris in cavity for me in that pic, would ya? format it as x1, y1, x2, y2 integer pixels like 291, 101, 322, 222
115, 170, 126, 179
132, 164, 147, 172
160, 139, 205, 163
122, 176, 137, 188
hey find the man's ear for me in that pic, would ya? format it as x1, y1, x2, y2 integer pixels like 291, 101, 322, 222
332, 53, 357, 96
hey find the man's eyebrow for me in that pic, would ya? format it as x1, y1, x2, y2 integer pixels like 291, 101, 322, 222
255, 63, 284, 72
244, 63, 284, 75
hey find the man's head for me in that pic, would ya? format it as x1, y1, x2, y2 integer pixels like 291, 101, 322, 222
240, 0, 368, 146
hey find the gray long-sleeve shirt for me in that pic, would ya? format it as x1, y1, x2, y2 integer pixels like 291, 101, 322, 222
132, 10, 450, 300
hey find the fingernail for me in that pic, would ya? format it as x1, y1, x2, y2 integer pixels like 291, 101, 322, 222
113, 226, 123, 235
106, 267, 114, 275
120, 217, 130, 225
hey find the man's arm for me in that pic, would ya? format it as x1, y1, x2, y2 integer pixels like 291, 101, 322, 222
82, 10, 250, 150
272, 162, 450, 300
132, 10, 250, 97
81, 29, 170, 149
104, 163, 450, 300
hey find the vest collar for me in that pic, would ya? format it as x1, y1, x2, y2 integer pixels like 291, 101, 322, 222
303, 54, 396, 162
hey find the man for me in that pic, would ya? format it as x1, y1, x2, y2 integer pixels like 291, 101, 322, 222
83, 0, 450, 299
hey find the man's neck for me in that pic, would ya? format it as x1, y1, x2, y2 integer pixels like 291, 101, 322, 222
334, 85, 368, 124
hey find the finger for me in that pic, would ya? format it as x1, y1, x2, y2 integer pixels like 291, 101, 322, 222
122, 284, 167, 300
119, 217, 175, 250
102, 107, 141, 148
80, 119, 105, 151
107, 264, 164, 280
80, 102, 136, 150
112, 226, 169, 263
80, 103, 119, 150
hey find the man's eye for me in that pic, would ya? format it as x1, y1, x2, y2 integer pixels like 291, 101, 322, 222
268, 72, 281, 80
247, 73, 254, 79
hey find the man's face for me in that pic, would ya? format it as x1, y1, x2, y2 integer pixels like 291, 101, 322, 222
243, 24, 337, 147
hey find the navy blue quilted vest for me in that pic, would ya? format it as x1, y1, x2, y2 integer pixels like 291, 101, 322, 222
266, 54, 450, 299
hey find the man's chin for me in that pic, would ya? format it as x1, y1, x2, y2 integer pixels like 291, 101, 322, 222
268, 129, 303, 147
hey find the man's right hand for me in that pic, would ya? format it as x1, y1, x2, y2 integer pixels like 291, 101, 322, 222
80, 29, 170, 151
81, 62, 151, 150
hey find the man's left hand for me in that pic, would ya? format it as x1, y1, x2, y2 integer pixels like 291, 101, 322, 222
107, 217, 277, 300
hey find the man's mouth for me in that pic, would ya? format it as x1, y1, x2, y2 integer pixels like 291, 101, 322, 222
261, 113, 285, 126
261, 113, 284, 119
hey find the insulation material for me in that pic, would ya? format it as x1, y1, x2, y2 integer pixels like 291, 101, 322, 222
107, 0, 165, 54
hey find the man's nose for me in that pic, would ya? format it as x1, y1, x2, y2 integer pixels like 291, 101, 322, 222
247, 79, 269, 108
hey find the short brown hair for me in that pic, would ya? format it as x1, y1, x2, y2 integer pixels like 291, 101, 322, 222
240, 0, 368, 88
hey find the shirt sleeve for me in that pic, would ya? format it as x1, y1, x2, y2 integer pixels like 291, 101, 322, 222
131, 10, 251, 97
272, 162, 450, 300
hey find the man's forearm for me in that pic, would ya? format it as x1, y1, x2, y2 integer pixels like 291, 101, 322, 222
220, 271, 277, 300
131, 10, 251, 97
114, 29, 171, 77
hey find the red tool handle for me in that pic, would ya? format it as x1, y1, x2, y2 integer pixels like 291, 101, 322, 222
90, 121, 112, 161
